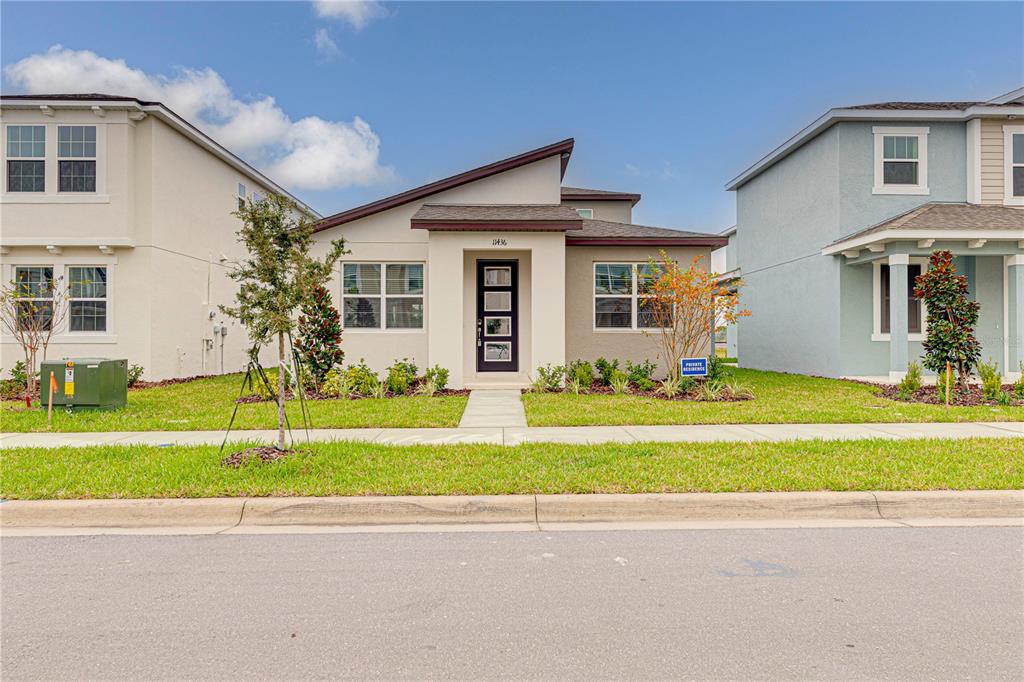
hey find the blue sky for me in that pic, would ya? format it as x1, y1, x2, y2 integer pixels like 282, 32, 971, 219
2, 1, 1021, 231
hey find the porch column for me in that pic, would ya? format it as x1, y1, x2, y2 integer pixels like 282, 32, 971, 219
888, 254, 910, 380
427, 234, 465, 388
1009, 256, 1024, 378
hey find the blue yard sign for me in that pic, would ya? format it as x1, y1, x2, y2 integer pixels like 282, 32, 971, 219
680, 357, 709, 377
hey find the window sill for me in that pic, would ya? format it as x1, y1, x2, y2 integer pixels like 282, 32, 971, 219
593, 328, 658, 334
872, 186, 929, 196
871, 333, 925, 342
342, 328, 426, 334
1002, 196, 1024, 207
2, 193, 110, 204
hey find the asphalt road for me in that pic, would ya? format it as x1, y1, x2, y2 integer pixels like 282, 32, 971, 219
3, 526, 1022, 680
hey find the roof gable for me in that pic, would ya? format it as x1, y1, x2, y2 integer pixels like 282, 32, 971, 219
313, 138, 574, 233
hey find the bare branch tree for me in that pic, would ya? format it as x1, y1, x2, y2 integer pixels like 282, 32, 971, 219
0, 272, 69, 403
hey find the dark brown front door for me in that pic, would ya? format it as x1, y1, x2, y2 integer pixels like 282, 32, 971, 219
476, 259, 518, 372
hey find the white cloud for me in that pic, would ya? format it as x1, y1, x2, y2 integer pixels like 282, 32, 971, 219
4, 45, 392, 191
312, 28, 340, 60
313, 1, 387, 29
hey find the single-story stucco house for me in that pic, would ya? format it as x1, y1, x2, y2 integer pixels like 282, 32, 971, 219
309, 138, 727, 388
1, 94, 726, 386
726, 86, 1024, 382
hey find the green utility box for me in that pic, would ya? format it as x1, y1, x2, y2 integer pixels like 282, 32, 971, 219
40, 358, 128, 411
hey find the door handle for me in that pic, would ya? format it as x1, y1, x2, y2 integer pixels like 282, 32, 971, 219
477, 319, 482, 347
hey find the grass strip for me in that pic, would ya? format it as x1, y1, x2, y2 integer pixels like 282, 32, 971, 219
2, 437, 1021, 499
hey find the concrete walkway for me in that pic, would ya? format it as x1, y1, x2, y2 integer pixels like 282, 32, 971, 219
458, 389, 527, 428
2, 421, 1022, 449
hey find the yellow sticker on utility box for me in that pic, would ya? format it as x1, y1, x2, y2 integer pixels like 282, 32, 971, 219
64, 362, 75, 397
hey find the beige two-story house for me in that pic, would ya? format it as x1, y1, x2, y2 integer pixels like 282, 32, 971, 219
1, 94, 317, 380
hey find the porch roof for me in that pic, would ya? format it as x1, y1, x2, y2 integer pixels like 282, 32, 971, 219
410, 203, 583, 231
822, 202, 1024, 256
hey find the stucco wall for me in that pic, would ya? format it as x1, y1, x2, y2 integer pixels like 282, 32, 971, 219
559, 199, 632, 223
836, 121, 967, 235
313, 155, 563, 382
564, 245, 711, 377
735, 126, 842, 376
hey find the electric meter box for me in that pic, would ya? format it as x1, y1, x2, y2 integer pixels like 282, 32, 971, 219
40, 358, 128, 411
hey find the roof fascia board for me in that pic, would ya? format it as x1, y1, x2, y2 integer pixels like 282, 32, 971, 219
567, 237, 729, 247
1, 97, 320, 218
725, 105, 1024, 191
988, 87, 1024, 104
822, 228, 1024, 255
560, 191, 641, 205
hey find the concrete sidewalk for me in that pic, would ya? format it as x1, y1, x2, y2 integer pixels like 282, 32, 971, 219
3, 490, 1022, 533
458, 389, 527, 428
1, 421, 1023, 449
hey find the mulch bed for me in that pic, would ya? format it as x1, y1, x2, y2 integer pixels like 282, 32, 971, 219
130, 374, 214, 390
523, 380, 754, 402
876, 383, 1024, 407
234, 388, 471, 404
221, 446, 296, 468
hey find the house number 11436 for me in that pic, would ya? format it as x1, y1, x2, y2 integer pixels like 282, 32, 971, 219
492, 238, 507, 246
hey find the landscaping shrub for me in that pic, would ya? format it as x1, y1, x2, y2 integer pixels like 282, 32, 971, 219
724, 379, 754, 399
565, 377, 585, 395
532, 364, 566, 392
127, 364, 145, 387
897, 361, 922, 400
656, 375, 682, 398
936, 367, 955, 401
679, 376, 697, 393
609, 370, 630, 394
320, 367, 351, 398
706, 355, 732, 383
595, 357, 620, 386
978, 358, 1002, 401
1016, 364, 1024, 398
626, 359, 656, 391
424, 365, 449, 391
997, 391, 1013, 406
294, 284, 345, 387
1, 360, 29, 399
696, 380, 725, 402
568, 360, 594, 387
414, 379, 437, 397
345, 360, 380, 396
386, 358, 418, 395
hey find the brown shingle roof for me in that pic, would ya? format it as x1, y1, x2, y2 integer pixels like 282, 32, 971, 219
411, 203, 582, 231
828, 202, 1024, 246
1, 93, 160, 105
841, 101, 987, 111
567, 219, 728, 246
560, 186, 641, 204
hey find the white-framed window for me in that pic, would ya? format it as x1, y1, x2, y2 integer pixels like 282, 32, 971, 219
575, 208, 594, 219
1003, 126, 1024, 206
872, 126, 929, 195
252, 190, 263, 205
872, 257, 928, 342
57, 125, 96, 193
13, 266, 55, 330
593, 262, 667, 331
342, 262, 424, 330
237, 183, 246, 210
6, 125, 46, 192
68, 266, 108, 333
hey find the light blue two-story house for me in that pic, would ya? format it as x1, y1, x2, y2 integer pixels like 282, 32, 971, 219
726, 87, 1024, 382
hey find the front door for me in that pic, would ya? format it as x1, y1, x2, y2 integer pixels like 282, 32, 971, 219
476, 259, 518, 372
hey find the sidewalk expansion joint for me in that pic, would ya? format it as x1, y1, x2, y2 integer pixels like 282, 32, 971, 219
216, 499, 248, 534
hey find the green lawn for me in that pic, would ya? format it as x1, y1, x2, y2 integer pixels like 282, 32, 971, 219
1, 372, 468, 432
524, 368, 1024, 426
1, 437, 1020, 499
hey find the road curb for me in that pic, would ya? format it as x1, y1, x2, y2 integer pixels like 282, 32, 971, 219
2, 490, 1021, 529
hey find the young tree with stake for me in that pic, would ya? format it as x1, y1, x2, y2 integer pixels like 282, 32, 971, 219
0, 273, 69, 405
642, 251, 749, 380
221, 194, 346, 450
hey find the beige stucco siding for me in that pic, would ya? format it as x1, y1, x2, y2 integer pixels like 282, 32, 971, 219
980, 118, 1005, 205
559, 199, 632, 223
313, 155, 563, 379
564, 245, 712, 377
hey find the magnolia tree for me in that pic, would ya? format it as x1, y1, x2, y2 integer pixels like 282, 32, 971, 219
0, 273, 69, 404
294, 284, 344, 388
913, 250, 981, 392
642, 251, 750, 380
221, 194, 346, 450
